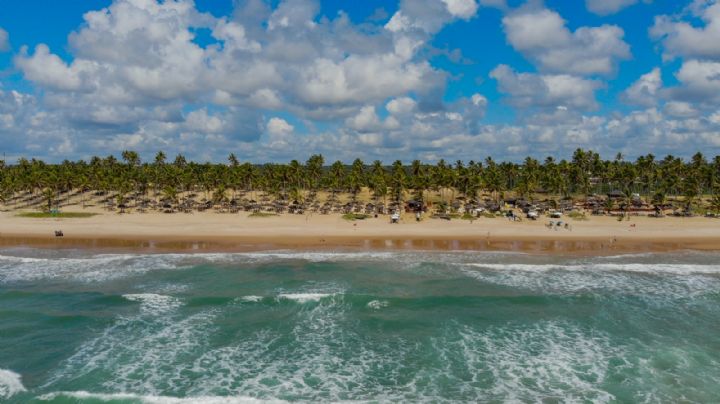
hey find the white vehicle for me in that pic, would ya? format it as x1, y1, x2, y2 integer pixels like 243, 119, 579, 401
550, 211, 562, 218
527, 211, 539, 220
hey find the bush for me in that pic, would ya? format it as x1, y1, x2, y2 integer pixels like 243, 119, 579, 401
17, 212, 98, 218
342, 213, 370, 221
248, 212, 278, 218
567, 211, 588, 221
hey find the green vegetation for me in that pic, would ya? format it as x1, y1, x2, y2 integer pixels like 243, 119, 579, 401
567, 211, 589, 221
342, 213, 370, 221
248, 212, 277, 218
0, 149, 719, 216
17, 212, 98, 218
480, 211, 496, 219
461, 213, 476, 221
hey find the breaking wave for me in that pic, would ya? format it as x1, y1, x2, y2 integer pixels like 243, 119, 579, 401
37, 391, 284, 403
0, 369, 25, 399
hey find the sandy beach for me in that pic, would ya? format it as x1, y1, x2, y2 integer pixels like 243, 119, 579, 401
1, 209, 719, 254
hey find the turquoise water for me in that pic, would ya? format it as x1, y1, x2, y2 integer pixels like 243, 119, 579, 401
1, 249, 719, 403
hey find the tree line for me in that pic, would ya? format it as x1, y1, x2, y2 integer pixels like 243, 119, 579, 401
1, 149, 719, 210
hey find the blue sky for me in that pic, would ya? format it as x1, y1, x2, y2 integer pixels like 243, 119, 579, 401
0, 0, 719, 163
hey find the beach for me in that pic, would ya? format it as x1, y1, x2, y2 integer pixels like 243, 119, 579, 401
1, 209, 720, 253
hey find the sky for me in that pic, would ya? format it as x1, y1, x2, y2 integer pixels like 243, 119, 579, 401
0, 0, 719, 163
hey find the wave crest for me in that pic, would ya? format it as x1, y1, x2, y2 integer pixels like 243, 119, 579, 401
37, 391, 285, 403
0, 369, 26, 399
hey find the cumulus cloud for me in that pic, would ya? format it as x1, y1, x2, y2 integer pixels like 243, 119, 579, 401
441, 0, 479, 19
502, 6, 630, 76
666, 59, 720, 105
345, 106, 400, 132
267, 117, 294, 136
622, 68, 662, 107
651, 1, 720, 60
664, 101, 700, 118
16, 0, 445, 115
385, 0, 480, 34
386, 97, 418, 116
490, 65, 601, 111
585, 0, 642, 16
0, 27, 9, 52
15, 45, 85, 91
9, 0, 453, 159
264, 117, 294, 147
3, 0, 720, 162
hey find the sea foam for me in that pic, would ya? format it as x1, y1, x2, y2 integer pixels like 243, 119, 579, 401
468, 262, 720, 275
37, 391, 285, 403
123, 293, 182, 314
277, 293, 335, 303
0, 369, 26, 399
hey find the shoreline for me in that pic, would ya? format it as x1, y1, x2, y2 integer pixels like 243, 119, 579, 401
0, 233, 717, 257
2, 210, 720, 256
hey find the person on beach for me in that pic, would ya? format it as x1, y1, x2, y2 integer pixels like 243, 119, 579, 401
391, 212, 400, 224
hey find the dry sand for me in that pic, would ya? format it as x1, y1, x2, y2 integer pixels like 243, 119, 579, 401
1, 209, 719, 254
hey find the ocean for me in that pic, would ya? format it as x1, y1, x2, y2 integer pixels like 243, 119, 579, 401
0, 249, 719, 403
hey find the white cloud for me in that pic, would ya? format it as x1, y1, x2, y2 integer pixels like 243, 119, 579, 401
667, 59, 720, 104
185, 109, 228, 134
4, 0, 720, 162
212, 19, 261, 52
0, 27, 9, 52
441, 0, 479, 19
266, 117, 294, 136
491, 65, 601, 111
14, 0, 445, 116
296, 55, 440, 106
502, 7, 630, 75
15, 45, 85, 91
346, 106, 384, 133
385, 0, 480, 34
345, 105, 400, 132
651, 1, 720, 60
622, 68, 662, 107
247, 88, 283, 109
471, 93, 488, 108
386, 96, 418, 115
585, 0, 640, 16
664, 101, 700, 118
264, 117, 296, 149
9, 0, 450, 159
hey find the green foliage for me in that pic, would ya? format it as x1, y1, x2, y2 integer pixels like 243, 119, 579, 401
248, 212, 277, 218
567, 211, 589, 221
1, 149, 720, 217
17, 212, 98, 218
342, 213, 370, 221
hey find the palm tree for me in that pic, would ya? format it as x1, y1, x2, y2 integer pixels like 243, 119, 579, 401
709, 188, 720, 214
213, 184, 229, 204
42, 188, 55, 213
305, 154, 324, 192
348, 159, 366, 201
390, 160, 407, 204
652, 191, 667, 216
328, 161, 345, 197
